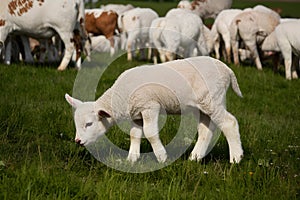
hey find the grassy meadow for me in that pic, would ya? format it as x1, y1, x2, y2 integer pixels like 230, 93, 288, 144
0, 0, 300, 199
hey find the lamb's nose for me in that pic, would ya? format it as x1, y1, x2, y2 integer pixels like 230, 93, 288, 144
75, 138, 81, 145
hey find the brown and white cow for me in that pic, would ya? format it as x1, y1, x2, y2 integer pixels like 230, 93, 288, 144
0, 0, 87, 70
85, 9, 119, 56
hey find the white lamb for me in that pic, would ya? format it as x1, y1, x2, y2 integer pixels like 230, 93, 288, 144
230, 9, 280, 70
65, 56, 244, 164
210, 9, 242, 62
118, 8, 159, 61
262, 20, 300, 80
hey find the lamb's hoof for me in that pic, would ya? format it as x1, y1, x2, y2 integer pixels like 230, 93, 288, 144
155, 150, 167, 163
189, 153, 204, 162
230, 153, 243, 164
57, 66, 66, 71
127, 153, 140, 163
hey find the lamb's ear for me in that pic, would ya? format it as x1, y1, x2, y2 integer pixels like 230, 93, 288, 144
98, 110, 111, 118
65, 93, 83, 109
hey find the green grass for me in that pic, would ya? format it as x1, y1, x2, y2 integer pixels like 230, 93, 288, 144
1, 1, 300, 199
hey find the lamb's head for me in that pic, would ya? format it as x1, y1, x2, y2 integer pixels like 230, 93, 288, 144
65, 94, 112, 146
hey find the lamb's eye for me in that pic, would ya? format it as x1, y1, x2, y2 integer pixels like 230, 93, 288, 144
85, 122, 93, 128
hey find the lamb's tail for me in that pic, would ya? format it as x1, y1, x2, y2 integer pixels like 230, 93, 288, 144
230, 70, 243, 98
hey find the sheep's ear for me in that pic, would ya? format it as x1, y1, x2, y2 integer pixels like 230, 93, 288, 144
98, 110, 111, 118
65, 93, 83, 109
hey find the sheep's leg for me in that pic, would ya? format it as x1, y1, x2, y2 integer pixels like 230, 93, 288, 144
190, 112, 216, 161
277, 36, 297, 80
141, 104, 167, 163
254, 55, 263, 70
292, 55, 299, 79
108, 36, 115, 56
212, 110, 243, 163
231, 38, 240, 66
223, 32, 231, 63
127, 121, 143, 163
147, 46, 152, 61
243, 37, 262, 70
158, 49, 167, 63
120, 33, 127, 50
152, 48, 159, 64
279, 41, 293, 80
214, 36, 221, 60
127, 41, 133, 61
284, 58, 292, 80
126, 32, 137, 61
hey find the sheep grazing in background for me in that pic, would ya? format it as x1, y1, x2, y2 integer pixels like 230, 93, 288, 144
65, 56, 244, 164
177, 0, 232, 19
262, 20, 300, 80
118, 8, 159, 61
149, 17, 167, 64
149, 9, 208, 63
210, 9, 242, 62
230, 8, 280, 70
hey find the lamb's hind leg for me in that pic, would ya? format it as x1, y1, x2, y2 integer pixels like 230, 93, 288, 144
190, 112, 217, 161
213, 110, 243, 163
141, 103, 167, 163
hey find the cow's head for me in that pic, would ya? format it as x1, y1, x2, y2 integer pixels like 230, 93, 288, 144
65, 94, 113, 146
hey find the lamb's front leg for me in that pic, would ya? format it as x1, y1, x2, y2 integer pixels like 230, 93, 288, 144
127, 121, 143, 163
190, 112, 217, 161
142, 105, 167, 163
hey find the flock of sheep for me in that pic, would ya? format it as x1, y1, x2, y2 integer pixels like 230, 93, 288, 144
94, 1, 299, 80
1, 1, 299, 80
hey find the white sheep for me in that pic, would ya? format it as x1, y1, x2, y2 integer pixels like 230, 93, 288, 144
210, 9, 242, 62
65, 56, 244, 164
118, 8, 159, 61
262, 20, 300, 80
149, 17, 167, 64
230, 9, 280, 70
150, 9, 208, 63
